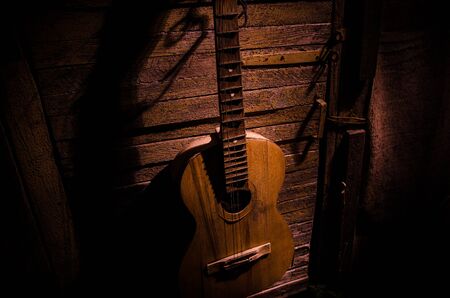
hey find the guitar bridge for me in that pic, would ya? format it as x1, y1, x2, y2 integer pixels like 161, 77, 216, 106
206, 243, 271, 275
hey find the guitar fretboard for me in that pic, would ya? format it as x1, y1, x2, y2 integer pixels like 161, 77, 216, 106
214, 0, 248, 192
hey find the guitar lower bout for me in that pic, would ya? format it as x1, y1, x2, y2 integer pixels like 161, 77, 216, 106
177, 134, 294, 298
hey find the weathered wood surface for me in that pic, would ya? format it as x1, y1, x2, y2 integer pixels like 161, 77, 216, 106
26, 2, 330, 41
247, 221, 313, 296
243, 50, 321, 67
49, 88, 323, 141
338, 129, 366, 275
0, 120, 54, 289
28, 2, 331, 68
32, 23, 329, 70
59, 135, 319, 184
57, 125, 319, 178
309, 0, 345, 283
52, 0, 329, 9
249, 275, 308, 297
0, 39, 79, 287
36, 51, 326, 108
22, 0, 332, 295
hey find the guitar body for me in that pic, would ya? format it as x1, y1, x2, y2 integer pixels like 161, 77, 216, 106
178, 137, 294, 298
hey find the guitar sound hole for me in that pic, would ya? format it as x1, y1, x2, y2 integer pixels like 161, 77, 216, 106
221, 189, 252, 213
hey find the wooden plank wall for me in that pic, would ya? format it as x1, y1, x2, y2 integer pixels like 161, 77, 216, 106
21, 0, 331, 295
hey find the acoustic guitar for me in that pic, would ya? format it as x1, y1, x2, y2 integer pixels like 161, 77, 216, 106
177, 0, 294, 296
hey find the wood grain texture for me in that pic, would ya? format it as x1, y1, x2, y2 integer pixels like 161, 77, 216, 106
25, 2, 330, 43
249, 276, 308, 297
0, 120, 54, 290
57, 125, 319, 175
20, 1, 332, 295
309, 0, 344, 283
43, 75, 324, 118
0, 39, 79, 287
29, 23, 329, 70
35, 50, 326, 104
178, 138, 294, 297
338, 129, 366, 274
28, 2, 331, 68
243, 50, 321, 67
58, 134, 319, 185
49, 91, 322, 142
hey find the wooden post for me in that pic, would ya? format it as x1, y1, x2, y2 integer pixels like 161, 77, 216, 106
338, 129, 366, 275
310, 0, 381, 285
0, 36, 79, 289
309, 0, 347, 283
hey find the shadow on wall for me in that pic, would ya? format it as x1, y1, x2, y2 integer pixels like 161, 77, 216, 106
350, 1, 450, 297
70, 0, 206, 295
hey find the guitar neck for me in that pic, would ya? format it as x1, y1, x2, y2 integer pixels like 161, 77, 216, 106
214, 0, 248, 191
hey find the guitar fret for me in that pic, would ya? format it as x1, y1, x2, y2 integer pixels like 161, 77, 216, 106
224, 154, 247, 163
224, 159, 248, 169
225, 176, 249, 185
220, 86, 242, 92
221, 106, 244, 114
214, 0, 248, 190
220, 96, 243, 103
216, 30, 239, 35
223, 139, 246, 149
219, 64, 240, 76
216, 12, 239, 17
222, 133, 246, 142
222, 148, 247, 157
220, 73, 241, 79
219, 60, 242, 66
225, 171, 248, 180
225, 165, 248, 175
221, 117, 245, 124
218, 45, 240, 51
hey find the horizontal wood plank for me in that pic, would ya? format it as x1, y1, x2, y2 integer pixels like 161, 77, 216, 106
243, 50, 321, 67
56, 121, 319, 170
36, 46, 327, 108
274, 266, 309, 288
283, 206, 315, 225
58, 131, 319, 176
249, 276, 308, 297
31, 23, 329, 70
27, 3, 330, 43
39, 0, 330, 10
278, 194, 316, 214
47, 82, 324, 142
279, 181, 317, 202
43, 76, 325, 117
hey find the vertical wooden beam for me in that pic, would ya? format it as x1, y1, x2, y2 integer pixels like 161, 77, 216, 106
338, 129, 366, 275
0, 36, 79, 289
309, 0, 347, 283
310, 0, 381, 285
0, 120, 55, 292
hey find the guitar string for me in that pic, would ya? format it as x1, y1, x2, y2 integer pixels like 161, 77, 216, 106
222, 7, 239, 260
230, 0, 240, 256
235, 0, 243, 257
218, 0, 247, 267
230, 8, 239, 259
230, 0, 242, 257
228, 0, 239, 258
218, 1, 230, 264
219, 0, 236, 260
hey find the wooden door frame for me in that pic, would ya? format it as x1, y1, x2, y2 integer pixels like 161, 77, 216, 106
309, 0, 382, 285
